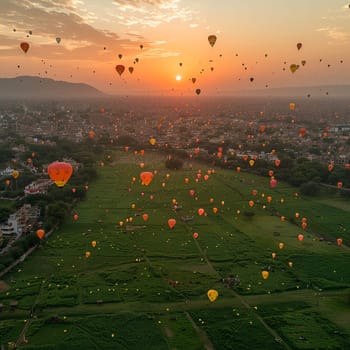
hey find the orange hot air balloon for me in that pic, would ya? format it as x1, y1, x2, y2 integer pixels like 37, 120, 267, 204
268, 170, 274, 177
298, 234, 304, 241
149, 137, 156, 145
261, 270, 269, 280
337, 238, 343, 246
301, 222, 307, 230
295, 212, 300, 218
48, 162, 73, 187
337, 181, 343, 189
198, 208, 205, 216
91, 240, 97, 248
142, 213, 149, 222
213, 207, 218, 214
289, 102, 295, 111
209, 198, 214, 203
278, 242, 284, 249
73, 214, 79, 221
128, 66, 134, 74
167, 218, 176, 229
85, 251, 91, 258
301, 217, 307, 223
299, 128, 306, 137
249, 159, 255, 167
281, 216, 286, 222
274, 159, 280, 167
252, 189, 258, 196
243, 155, 248, 161
271, 252, 276, 259
236, 166, 241, 172
184, 177, 189, 184
36, 229, 45, 239
248, 200, 254, 207
88, 130, 95, 139
204, 174, 209, 181
328, 164, 334, 172
119, 221, 124, 227
267, 196, 272, 203
259, 125, 266, 133
115, 64, 125, 76
12, 170, 19, 179
208, 35, 217, 47
20, 42, 30, 53
5, 179, 11, 186
140, 171, 153, 186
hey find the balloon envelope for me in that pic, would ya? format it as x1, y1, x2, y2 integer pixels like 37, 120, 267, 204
48, 162, 73, 187
20, 42, 30, 53
208, 35, 217, 47
207, 289, 218, 302
115, 65, 125, 76
140, 172, 153, 186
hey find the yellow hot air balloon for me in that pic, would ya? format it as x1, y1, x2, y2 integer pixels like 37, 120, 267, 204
289, 102, 295, 111
261, 270, 269, 279
149, 137, 156, 146
207, 289, 218, 302
91, 240, 97, 248
12, 170, 19, 179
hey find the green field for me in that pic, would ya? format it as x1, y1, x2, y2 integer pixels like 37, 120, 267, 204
1, 150, 350, 349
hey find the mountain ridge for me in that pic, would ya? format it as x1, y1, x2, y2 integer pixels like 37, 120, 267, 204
0, 76, 106, 99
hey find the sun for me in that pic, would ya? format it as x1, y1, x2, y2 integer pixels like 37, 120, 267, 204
175, 75, 182, 81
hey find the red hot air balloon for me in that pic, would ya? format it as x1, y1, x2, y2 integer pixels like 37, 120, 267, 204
20, 42, 30, 53
337, 238, 343, 246
48, 162, 73, 187
198, 208, 205, 216
193, 232, 199, 239
142, 213, 149, 222
115, 65, 125, 76
140, 172, 153, 186
168, 218, 176, 229
73, 214, 79, 221
36, 229, 45, 239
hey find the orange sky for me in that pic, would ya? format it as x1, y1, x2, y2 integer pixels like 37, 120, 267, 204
1, 0, 350, 95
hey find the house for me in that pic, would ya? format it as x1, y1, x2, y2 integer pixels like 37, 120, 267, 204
0, 204, 40, 236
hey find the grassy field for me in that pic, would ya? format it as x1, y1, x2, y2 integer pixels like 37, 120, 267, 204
0, 150, 350, 349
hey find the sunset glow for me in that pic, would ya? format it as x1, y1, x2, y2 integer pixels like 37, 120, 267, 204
0, 0, 350, 95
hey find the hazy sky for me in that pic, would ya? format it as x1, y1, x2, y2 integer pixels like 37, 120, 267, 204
0, 0, 350, 95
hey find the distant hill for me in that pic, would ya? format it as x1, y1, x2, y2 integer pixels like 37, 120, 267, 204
0, 76, 106, 99
233, 85, 350, 98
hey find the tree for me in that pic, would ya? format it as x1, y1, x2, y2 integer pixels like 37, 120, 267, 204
165, 158, 183, 170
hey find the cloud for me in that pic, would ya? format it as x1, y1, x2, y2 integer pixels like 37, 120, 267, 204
112, 0, 195, 28
0, 0, 145, 59
316, 26, 350, 44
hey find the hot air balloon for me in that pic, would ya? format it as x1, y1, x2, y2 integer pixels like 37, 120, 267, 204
115, 65, 125, 76
248, 200, 254, 207
140, 171, 153, 186
274, 159, 281, 167
261, 270, 269, 279
168, 218, 176, 229
299, 128, 306, 137
208, 35, 217, 47
91, 240, 97, 248
149, 137, 156, 145
195, 88, 201, 95
85, 251, 91, 258
48, 162, 73, 187
337, 182, 343, 189
278, 242, 284, 249
12, 170, 19, 179
270, 178, 277, 188
213, 207, 218, 214
142, 213, 149, 222
73, 214, 79, 221
198, 208, 205, 216
271, 252, 276, 259
296, 42, 302, 50
36, 229, 45, 239
128, 66, 134, 74
56, 37, 61, 44
289, 102, 295, 111
337, 238, 343, 246
20, 42, 30, 53
192, 77, 196, 84
298, 234, 304, 241
249, 159, 255, 167
207, 289, 218, 302
290, 64, 299, 73
193, 232, 199, 239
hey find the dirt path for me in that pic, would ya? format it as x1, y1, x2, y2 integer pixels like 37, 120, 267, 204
184, 311, 214, 350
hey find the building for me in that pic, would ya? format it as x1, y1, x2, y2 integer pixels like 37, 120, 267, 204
0, 204, 40, 237
24, 179, 53, 196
